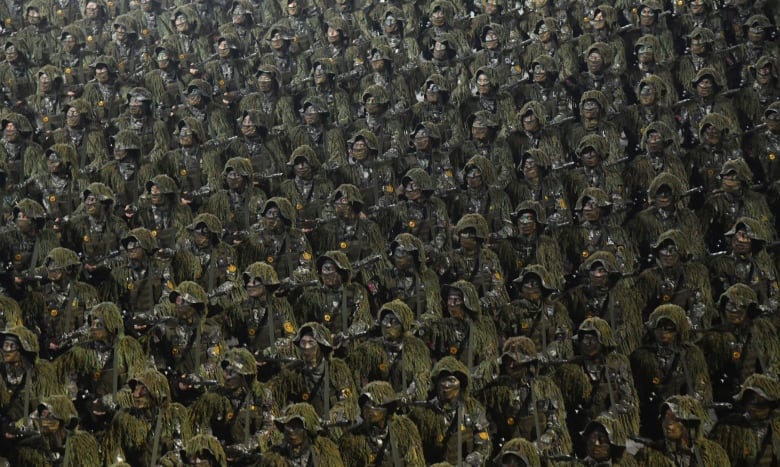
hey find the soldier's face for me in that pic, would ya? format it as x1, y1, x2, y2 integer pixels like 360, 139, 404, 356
500, 454, 529, 467
471, 122, 489, 141
85, 193, 103, 216
517, 212, 537, 236
327, 27, 341, 44
403, 179, 422, 201
174, 295, 199, 321
114, 147, 129, 161
413, 130, 432, 151
303, 107, 321, 125
132, 382, 152, 409
244, 277, 267, 299
521, 112, 540, 133
3, 122, 18, 142
175, 15, 189, 33
446, 290, 466, 319
654, 186, 673, 209
15, 210, 33, 233
240, 116, 257, 137
334, 196, 352, 219
437, 374, 461, 402
26, 9, 41, 26
217, 41, 232, 59
639, 7, 655, 26
186, 89, 203, 107
314, 67, 329, 85
657, 243, 680, 269
585, 427, 611, 462
483, 29, 499, 49
748, 24, 766, 43
532, 63, 547, 83
380, 313, 403, 340
521, 276, 542, 302
689, 37, 706, 55
192, 227, 211, 248
581, 148, 600, 167
370, 56, 386, 72
588, 265, 609, 288
362, 400, 388, 425
720, 171, 741, 192
95, 64, 110, 83
731, 229, 752, 255
62, 35, 76, 53
1, 336, 21, 364
465, 167, 482, 189
703, 125, 721, 146
477, 73, 491, 95
90, 316, 110, 342
458, 230, 479, 253
114, 26, 127, 43
432, 41, 448, 61
745, 392, 772, 420
86, 2, 100, 19
695, 78, 714, 97
581, 198, 601, 222
639, 84, 656, 105
226, 170, 245, 191
723, 300, 748, 326
689, 0, 705, 14
319, 260, 342, 288
587, 52, 603, 73
38, 73, 52, 93
392, 247, 414, 271
637, 44, 654, 65
483, 0, 499, 15
431, 9, 446, 27
125, 239, 146, 261
286, 1, 299, 16
179, 126, 194, 147
297, 333, 321, 364
66, 107, 81, 128
757, 66, 772, 85
47, 265, 65, 282
581, 101, 600, 122
38, 409, 62, 434
270, 32, 284, 50
222, 364, 243, 390
350, 139, 368, 160
654, 320, 677, 346
592, 12, 606, 30
646, 131, 663, 153
521, 156, 539, 180
263, 207, 283, 231
579, 331, 602, 357
662, 409, 686, 441
149, 185, 164, 205
284, 419, 306, 447
129, 98, 145, 117
364, 95, 382, 115
766, 112, 780, 132
294, 158, 312, 179
141, 0, 153, 11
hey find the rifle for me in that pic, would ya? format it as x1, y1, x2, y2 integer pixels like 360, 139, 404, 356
274, 279, 320, 296
57, 324, 91, 351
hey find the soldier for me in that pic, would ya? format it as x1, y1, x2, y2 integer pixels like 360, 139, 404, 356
576, 42, 627, 114
506, 149, 571, 227
171, 79, 233, 141
520, 57, 576, 129
351, 85, 405, 162
733, 15, 780, 89
673, 27, 727, 100
75, 1, 111, 57
746, 100, 780, 187
687, 113, 742, 199
102, 368, 192, 466
227, 261, 297, 377
698, 284, 780, 405
625, 0, 675, 59
634, 395, 729, 466
491, 437, 544, 467
495, 265, 572, 357
709, 217, 780, 315
0, 113, 46, 191
710, 374, 780, 465
416, 34, 470, 105
478, 336, 572, 459
359, 44, 414, 114
419, 280, 499, 392
0, 39, 36, 108
98, 130, 152, 221
676, 67, 739, 149
132, 174, 193, 255
82, 56, 131, 129
367, 233, 443, 321
218, 1, 264, 57
10, 395, 101, 467
55, 26, 94, 96
395, 122, 457, 201
272, 322, 358, 420
468, 23, 522, 86
578, 415, 639, 466
459, 66, 516, 131
505, 100, 568, 170
104, 15, 146, 87
348, 300, 432, 401
291, 60, 351, 128
130, 0, 173, 50
576, 5, 628, 74
143, 46, 187, 113
564, 91, 627, 164
623, 75, 679, 155
182, 433, 229, 467
262, 402, 345, 466
22, 144, 85, 230
27, 65, 67, 148
52, 99, 109, 175
410, 74, 466, 151
203, 33, 253, 108
699, 160, 774, 254
457, 110, 514, 191
204, 157, 267, 247
636, 229, 714, 329
278, 145, 335, 233
339, 380, 426, 466
57, 302, 145, 429
449, 156, 513, 236
288, 97, 346, 168
408, 356, 491, 466
630, 305, 713, 439
439, 214, 509, 311
738, 56, 780, 129
112, 87, 170, 158
521, 18, 579, 83
161, 5, 211, 77
226, 109, 287, 195
242, 197, 314, 282
562, 251, 644, 355
260, 23, 309, 88
189, 348, 274, 451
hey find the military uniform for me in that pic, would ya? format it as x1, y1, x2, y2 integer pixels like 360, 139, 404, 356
261, 402, 345, 467
277, 145, 335, 233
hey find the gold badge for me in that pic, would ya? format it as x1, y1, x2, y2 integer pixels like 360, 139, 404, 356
494, 272, 501, 280
48, 194, 56, 202
167, 280, 175, 290
368, 454, 376, 463
226, 412, 234, 420
218, 79, 225, 87
65, 68, 72, 75
662, 294, 671, 302
267, 256, 274, 263
13, 254, 21, 261
83, 235, 90, 243
521, 321, 529, 330
324, 314, 332, 322
212, 345, 220, 356
50, 309, 58, 317
228, 264, 237, 273
445, 170, 453, 177
478, 431, 488, 440
284, 322, 294, 333
506, 417, 515, 426
516, 259, 524, 268
652, 377, 660, 385
339, 241, 348, 249
770, 153, 776, 161
385, 185, 394, 193
436, 434, 444, 443
93, 371, 102, 380
581, 250, 589, 258
4, 18, 10, 25
408, 220, 416, 228
151, 230, 158, 237
449, 346, 458, 355
248, 328, 257, 336
179, 53, 186, 61
42, 116, 49, 123
127, 283, 134, 290
57, 9, 63, 16
142, 28, 149, 36
172, 346, 180, 355
87, 35, 94, 43
378, 362, 387, 372
180, 169, 187, 176
302, 393, 310, 401
732, 351, 741, 360
303, 252, 312, 261
296, 202, 303, 210
97, 100, 105, 108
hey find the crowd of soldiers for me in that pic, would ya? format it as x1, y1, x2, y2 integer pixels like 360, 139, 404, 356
2, 0, 780, 465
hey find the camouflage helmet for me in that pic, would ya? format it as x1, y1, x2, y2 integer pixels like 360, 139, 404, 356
145, 174, 178, 195
126, 87, 152, 105
3, 37, 27, 59
168, 281, 208, 308
274, 402, 323, 437
185, 433, 227, 467
517, 148, 551, 176
266, 21, 293, 41
316, 250, 353, 281
170, 4, 201, 32
187, 213, 223, 235
83, 182, 116, 204
581, 414, 628, 447
660, 394, 708, 426
294, 322, 334, 350
480, 22, 506, 44
1, 112, 33, 135
697, 112, 735, 140
261, 197, 296, 225
242, 261, 281, 288
501, 336, 538, 365
13, 198, 46, 222
442, 280, 482, 317
518, 100, 550, 126
718, 158, 753, 184
474, 66, 500, 88
753, 56, 778, 81
325, 16, 351, 39
362, 84, 390, 105
651, 229, 692, 261
44, 247, 81, 270
367, 43, 393, 63
718, 283, 760, 318
533, 17, 557, 35
348, 129, 379, 151
687, 26, 717, 45
591, 4, 619, 27
454, 213, 489, 240
634, 34, 667, 63
223, 156, 253, 178
389, 233, 427, 266
511, 200, 547, 225
734, 374, 780, 402
744, 13, 772, 29
377, 299, 414, 332
90, 55, 117, 72
691, 67, 724, 91
186, 79, 211, 100
765, 101, 780, 121
577, 317, 617, 349
422, 73, 451, 97
585, 42, 614, 68
401, 168, 436, 194
63, 99, 92, 122
215, 32, 240, 53
255, 64, 282, 88
129, 368, 171, 407
0, 325, 39, 358
359, 380, 397, 408
238, 109, 272, 134
332, 183, 365, 209
221, 347, 257, 377
580, 250, 621, 275
724, 217, 770, 242
36, 65, 64, 88
648, 172, 685, 201
111, 129, 141, 153
87, 302, 125, 336
60, 24, 86, 44
639, 0, 664, 12
512, 264, 557, 295
647, 304, 691, 342
641, 121, 677, 149
468, 110, 500, 129
528, 55, 559, 80
311, 59, 338, 78
287, 145, 321, 171
0, 296, 23, 330
411, 121, 442, 142
493, 438, 541, 466
576, 133, 609, 158
636, 74, 672, 107
575, 186, 612, 210
121, 227, 159, 253
431, 356, 470, 390
579, 89, 610, 113
463, 155, 496, 187
38, 395, 80, 430
429, 0, 455, 17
